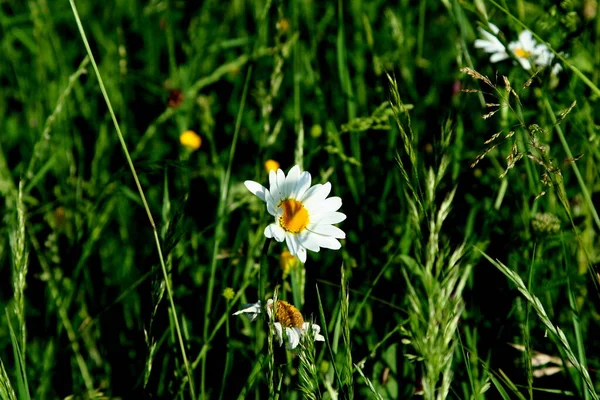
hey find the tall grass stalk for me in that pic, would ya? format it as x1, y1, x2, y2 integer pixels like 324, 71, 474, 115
67, 1, 195, 396
0, 356, 16, 400
478, 249, 599, 400
542, 98, 600, 232
10, 183, 28, 361
391, 73, 471, 400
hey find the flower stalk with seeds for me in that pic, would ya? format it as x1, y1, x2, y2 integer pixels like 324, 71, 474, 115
244, 165, 346, 263
232, 299, 324, 350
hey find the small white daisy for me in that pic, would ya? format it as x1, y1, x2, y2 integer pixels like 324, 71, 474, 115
474, 23, 510, 63
244, 165, 346, 263
508, 30, 538, 70
534, 45, 563, 75
232, 299, 325, 350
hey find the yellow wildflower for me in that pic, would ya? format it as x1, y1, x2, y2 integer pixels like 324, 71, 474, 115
180, 130, 202, 150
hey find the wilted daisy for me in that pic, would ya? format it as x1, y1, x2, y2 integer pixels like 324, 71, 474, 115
233, 299, 324, 350
244, 165, 346, 263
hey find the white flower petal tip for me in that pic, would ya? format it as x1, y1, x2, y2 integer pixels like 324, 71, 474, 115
244, 181, 267, 202
246, 165, 346, 262
232, 301, 262, 321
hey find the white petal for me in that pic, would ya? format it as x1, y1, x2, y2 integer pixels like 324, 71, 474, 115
312, 211, 346, 225
297, 231, 321, 252
488, 23, 501, 35
517, 57, 531, 70
551, 63, 562, 75
489, 52, 509, 63
283, 165, 300, 198
232, 301, 262, 321
265, 224, 285, 242
303, 322, 325, 342
297, 247, 307, 263
300, 182, 331, 205
308, 224, 346, 239
244, 181, 267, 202
312, 235, 342, 250
286, 234, 298, 255
266, 299, 274, 319
292, 171, 311, 199
268, 170, 281, 202
285, 327, 301, 350
275, 169, 286, 198
266, 192, 278, 216
307, 196, 342, 214
519, 30, 536, 49
273, 323, 284, 347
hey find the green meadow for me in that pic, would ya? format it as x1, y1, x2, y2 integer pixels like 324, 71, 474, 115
1, 0, 600, 398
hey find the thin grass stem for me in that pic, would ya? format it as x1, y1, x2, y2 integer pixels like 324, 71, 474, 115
67, 1, 195, 397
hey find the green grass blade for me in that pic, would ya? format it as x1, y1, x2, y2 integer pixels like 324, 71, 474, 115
67, 1, 195, 397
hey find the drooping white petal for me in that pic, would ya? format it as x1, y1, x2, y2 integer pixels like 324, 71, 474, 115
285, 234, 298, 256
273, 322, 284, 347
297, 247, 307, 263
285, 327, 301, 350
308, 224, 346, 239
244, 181, 267, 202
266, 299, 274, 319
489, 52, 510, 63
265, 224, 285, 242
312, 235, 342, 250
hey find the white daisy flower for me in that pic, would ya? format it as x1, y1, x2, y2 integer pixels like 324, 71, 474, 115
232, 299, 325, 350
508, 30, 538, 70
244, 165, 346, 263
534, 45, 563, 75
474, 23, 510, 64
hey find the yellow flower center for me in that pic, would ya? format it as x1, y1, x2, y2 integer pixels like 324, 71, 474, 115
279, 199, 309, 233
272, 300, 304, 328
514, 48, 531, 58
